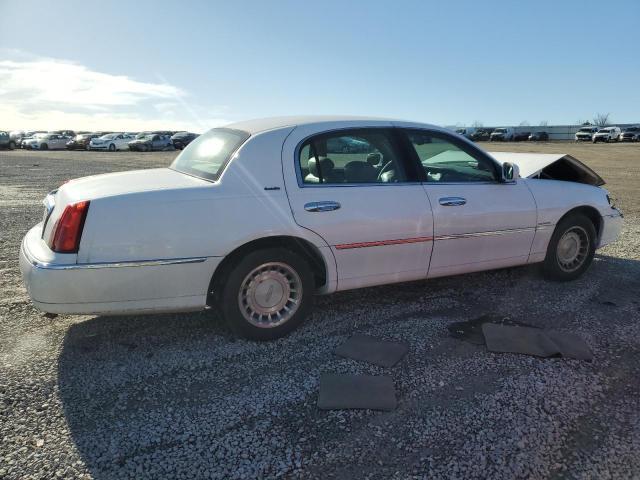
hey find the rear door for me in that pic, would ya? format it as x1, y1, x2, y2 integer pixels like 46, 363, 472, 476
282, 125, 434, 291
401, 128, 537, 278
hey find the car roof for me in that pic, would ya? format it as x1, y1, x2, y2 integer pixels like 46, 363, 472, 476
223, 115, 443, 134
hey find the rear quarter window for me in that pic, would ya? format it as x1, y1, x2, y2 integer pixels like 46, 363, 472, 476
170, 128, 250, 181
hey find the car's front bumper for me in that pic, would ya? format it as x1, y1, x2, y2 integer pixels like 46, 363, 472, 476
598, 209, 624, 249
20, 224, 221, 315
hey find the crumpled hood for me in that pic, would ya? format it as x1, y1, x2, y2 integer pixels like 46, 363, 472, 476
59, 168, 209, 203
489, 152, 605, 186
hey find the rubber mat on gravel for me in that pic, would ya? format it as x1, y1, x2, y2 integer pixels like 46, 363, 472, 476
317, 373, 397, 411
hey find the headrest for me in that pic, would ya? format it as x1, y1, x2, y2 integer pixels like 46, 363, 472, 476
308, 157, 334, 177
344, 161, 377, 183
366, 152, 382, 166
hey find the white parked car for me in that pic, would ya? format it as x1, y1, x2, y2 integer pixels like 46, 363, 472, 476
20, 117, 623, 340
454, 127, 476, 139
22, 133, 70, 150
592, 127, 621, 143
89, 133, 134, 151
489, 127, 515, 141
574, 126, 598, 142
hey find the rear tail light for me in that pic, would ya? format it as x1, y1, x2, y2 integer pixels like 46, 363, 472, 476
49, 201, 90, 253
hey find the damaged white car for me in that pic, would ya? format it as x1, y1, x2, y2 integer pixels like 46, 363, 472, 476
20, 117, 623, 340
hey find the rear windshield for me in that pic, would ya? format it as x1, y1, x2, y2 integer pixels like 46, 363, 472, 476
170, 128, 249, 181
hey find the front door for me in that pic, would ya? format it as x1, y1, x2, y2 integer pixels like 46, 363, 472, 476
282, 125, 434, 291
401, 128, 538, 278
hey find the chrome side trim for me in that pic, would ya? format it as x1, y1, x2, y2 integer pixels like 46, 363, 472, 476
434, 227, 537, 241
29, 256, 208, 271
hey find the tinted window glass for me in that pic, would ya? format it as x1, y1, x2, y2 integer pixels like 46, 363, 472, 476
406, 130, 497, 183
171, 128, 250, 181
298, 129, 407, 184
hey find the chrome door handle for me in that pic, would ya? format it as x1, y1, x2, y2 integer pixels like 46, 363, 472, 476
439, 197, 467, 206
304, 201, 341, 212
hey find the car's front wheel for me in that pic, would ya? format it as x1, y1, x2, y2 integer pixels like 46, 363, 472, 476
219, 248, 314, 340
543, 213, 596, 281
108, 143, 116, 152
8, 141, 15, 150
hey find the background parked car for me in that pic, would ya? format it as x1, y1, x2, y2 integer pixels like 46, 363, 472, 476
23, 133, 70, 150
0, 131, 17, 150
9, 130, 26, 147
529, 131, 549, 141
620, 126, 640, 142
20, 131, 47, 148
575, 126, 598, 142
513, 131, 531, 142
454, 127, 476, 139
128, 134, 174, 151
469, 128, 493, 141
592, 126, 621, 143
489, 127, 515, 141
66, 133, 101, 150
171, 131, 199, 150
89, 133, 134, 151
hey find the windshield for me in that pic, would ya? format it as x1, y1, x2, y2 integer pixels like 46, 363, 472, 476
495, 128, 507, 133
579, 128, 593, 132
170, 128, 250, 181
101, 134, 118, 140
598, 129, 609, 133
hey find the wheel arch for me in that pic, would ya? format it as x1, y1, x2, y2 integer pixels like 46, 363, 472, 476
207, 235, 329, 306
556, 205, 602, 241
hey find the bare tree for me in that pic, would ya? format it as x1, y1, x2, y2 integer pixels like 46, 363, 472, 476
519, 121, 530, 126
471, 120, 484, 128
593, 113, 610, 127
539, 120, 548, 127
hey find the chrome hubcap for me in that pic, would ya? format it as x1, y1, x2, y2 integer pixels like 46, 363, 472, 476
556, 226, 589, 272
238, 262, 302, 328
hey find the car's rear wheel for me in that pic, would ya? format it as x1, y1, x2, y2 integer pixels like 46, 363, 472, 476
8, 141, 15, 150
108, 143, 116, 152
219, 248, 314, 340
543, 213, 596, 281
41, 143, 48, 150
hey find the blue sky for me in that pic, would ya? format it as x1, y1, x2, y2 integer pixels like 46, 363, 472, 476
1, 0, 639, 131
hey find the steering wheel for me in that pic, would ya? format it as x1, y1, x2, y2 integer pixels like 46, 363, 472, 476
376, 161, 396, 182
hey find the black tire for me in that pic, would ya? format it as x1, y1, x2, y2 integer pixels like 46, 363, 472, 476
108, 143, 116, 152
8, 141, 15, 150
219, 248, 314, 340
543, 213, 596, 282
41, 143, 48, 150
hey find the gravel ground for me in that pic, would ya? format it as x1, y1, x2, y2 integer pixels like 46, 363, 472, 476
1, 145, 639, 479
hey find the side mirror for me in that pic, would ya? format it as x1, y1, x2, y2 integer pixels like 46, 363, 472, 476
501, 162, 520, 182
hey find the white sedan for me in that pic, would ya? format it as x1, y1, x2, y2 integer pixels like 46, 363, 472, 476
20, 117, 623, 340
89, 133, 134, 151
22, 133, 70, 150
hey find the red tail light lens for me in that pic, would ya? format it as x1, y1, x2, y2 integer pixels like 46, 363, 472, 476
49, 201, 90, 253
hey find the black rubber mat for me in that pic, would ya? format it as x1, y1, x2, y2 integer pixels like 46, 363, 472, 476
317, 373, 397, 411
448, 314, 538, 345
482, 324, 593, 361
334, 334, 409, 367
546, 330, 593, 361
482, 323, 559, 357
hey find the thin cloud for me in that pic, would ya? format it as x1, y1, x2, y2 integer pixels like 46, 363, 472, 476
0, 53, 228, 132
